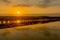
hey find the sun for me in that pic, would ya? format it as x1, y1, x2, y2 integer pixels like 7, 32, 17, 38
17, 11, 21, 14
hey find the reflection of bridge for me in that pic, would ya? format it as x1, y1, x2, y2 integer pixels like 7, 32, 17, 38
0, 16, 60, 29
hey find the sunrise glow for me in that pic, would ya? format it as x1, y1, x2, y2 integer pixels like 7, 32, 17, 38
17, 11, 21, 14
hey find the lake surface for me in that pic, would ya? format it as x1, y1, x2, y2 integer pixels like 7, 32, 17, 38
0, 21, 60, 40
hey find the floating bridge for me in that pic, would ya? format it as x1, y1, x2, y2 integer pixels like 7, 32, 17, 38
0, 16, 60, 29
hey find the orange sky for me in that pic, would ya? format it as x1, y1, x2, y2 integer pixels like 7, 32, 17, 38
0, 5, 60, 16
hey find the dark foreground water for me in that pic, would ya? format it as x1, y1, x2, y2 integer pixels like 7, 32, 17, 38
0, 21, 60, 40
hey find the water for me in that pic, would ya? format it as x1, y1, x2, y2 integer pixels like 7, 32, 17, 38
0, 21, 60, 40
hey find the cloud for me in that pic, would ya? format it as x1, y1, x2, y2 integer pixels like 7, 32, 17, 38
0, 0, 10, 3
0, 0, 60, 7
11, 0, 51, 7
9, 0, 60, 7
